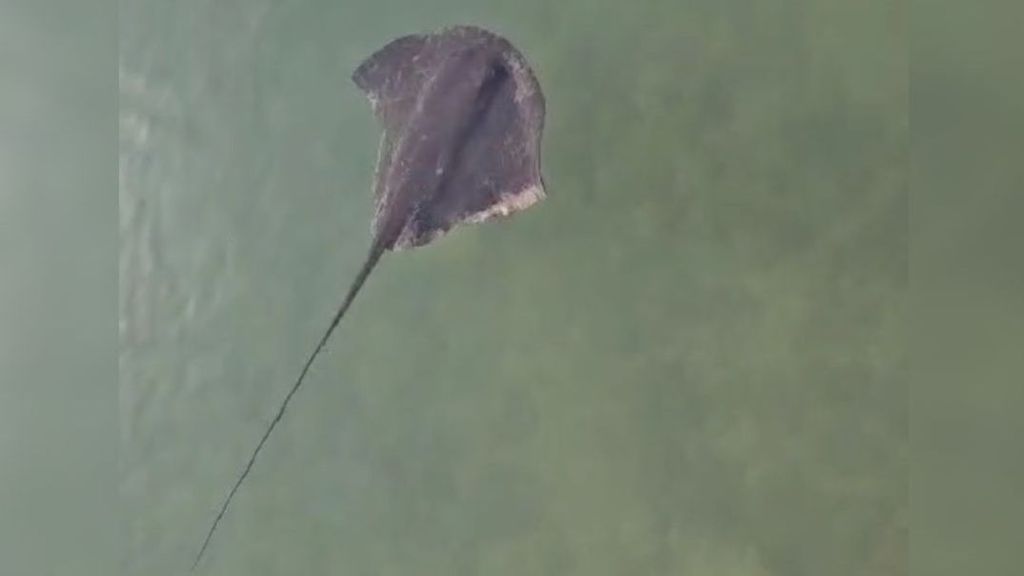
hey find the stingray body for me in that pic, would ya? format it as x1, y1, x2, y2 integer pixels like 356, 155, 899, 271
357, 25, 546, 252
191, 26, 545, 570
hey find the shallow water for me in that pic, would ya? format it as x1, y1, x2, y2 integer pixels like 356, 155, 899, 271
119, 1, 906, 574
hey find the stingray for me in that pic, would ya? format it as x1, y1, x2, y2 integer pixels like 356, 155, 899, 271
191, 25, 546, 569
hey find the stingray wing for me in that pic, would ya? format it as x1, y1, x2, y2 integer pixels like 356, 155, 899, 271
352, 34, 430, 131
352, 34, 433, 236
395, 29, 547, 249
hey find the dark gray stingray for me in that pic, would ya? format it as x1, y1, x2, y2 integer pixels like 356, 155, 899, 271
192, 25, 545, 570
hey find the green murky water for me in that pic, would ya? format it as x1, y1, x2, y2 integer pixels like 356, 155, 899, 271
120, 1, 906, 574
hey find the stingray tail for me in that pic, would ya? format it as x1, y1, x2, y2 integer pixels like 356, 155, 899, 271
191, 244, 385, 571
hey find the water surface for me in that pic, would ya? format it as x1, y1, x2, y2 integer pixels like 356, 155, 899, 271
120, 1, 906, 574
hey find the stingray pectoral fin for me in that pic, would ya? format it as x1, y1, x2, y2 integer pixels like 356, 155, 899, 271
353, 34, 432, 242
352, 34, 430, 131
396, 44, 546, 250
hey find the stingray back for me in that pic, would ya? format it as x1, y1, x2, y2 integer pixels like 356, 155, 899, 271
352, 26, 546, 250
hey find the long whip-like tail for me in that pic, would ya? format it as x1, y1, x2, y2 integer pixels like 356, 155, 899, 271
191, 245, 385, 571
